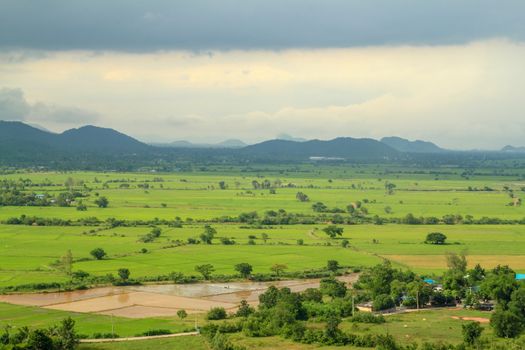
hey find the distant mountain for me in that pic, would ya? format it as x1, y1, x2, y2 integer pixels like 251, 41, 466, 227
0, 121, 149, 155
59, 125, 148, 152
381, 136, 445, 153
501, 145, 525, 153
276, 133, 307, 142
217, 139, 247, 148
153, 139, 247, 148
242, 137, 399, 160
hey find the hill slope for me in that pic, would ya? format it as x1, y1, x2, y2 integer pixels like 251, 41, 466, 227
381, 136, 444, 153
241, 137, 399, 160
0, 121, 149, 156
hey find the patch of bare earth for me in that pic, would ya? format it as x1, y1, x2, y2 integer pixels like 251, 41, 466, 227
451, 316, 490, 323
0, 275, 358, 319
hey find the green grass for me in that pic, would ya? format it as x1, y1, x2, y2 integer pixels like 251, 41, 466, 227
2, 167, 525, 347
78, 336, 207, 350
1, 221, 525, 287
0, 303, 200, 337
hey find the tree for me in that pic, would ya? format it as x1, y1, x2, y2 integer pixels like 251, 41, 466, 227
61, 250, 73, 276
425, 232, 447, 245
312, 202, 327, 212
295, 192, 309, 202
341, 239, 350, 248
150, 227, 162, 238
325, 313, 342, 338
90, 247, 106, 260
385, 181, 396, 195
118, 268, 130, 281
270, 263, 288, 276
236, 299, 255, 317
27, 329, 53, 350
442, 252, 468, 297
490, 308, 523, 338
200, 225, 216, 244
480, 265, 518, 306
177, 309, 188, 319
261, 233, 269, 243
302, 288, 323, 302
509, 285, 525, 322
76, 202, 87, 211
322, 225, 343, 239
235, 263, 253, 278
56, 317, 79, 350
218, 181, 227, 190
327, 260, 339, 272
462, 321, 483, 345
94, 196, 109, 208
195, 264, 214, 280
373, 294, 395, 311
320, 277, 347, 298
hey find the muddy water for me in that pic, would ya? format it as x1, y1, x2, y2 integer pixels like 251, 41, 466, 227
0, 275, 358, 318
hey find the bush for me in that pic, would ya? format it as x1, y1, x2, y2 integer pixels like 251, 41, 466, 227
136, 329, 172, 336
372, 294, 395, 311
207, 307, 228, 320
490, 309, 523, 338
462, 321, 483, 345
177, 309, 188, 319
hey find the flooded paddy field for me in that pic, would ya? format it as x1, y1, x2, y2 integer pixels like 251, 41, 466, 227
0, 276, 356, 318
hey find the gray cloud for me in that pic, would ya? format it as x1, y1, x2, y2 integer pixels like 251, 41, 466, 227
0, 87, 99, 124
0, 0, 524, 51
0, 88, 29, 120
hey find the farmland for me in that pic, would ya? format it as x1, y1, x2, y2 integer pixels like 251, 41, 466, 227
1, 165, 525, 348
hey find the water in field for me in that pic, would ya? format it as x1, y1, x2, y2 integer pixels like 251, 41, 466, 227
0, 275, 357, 318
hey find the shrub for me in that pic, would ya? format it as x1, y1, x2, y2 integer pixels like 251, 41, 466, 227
207, 307, 228, 320
136, 329, 172, 336
372, 294, 395, 311
462, 321, 483, 345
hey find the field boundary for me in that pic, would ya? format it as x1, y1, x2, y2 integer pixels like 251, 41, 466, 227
80, 331, 199, 343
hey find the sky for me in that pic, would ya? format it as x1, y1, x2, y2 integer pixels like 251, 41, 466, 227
1, 0, 525, 149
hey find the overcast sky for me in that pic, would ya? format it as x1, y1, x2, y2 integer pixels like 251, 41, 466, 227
1, 0, 525, 149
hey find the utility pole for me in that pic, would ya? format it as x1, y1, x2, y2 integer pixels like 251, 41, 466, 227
416, 290, 420, 311
111, 314, 114, 338
352, 294, 355, 317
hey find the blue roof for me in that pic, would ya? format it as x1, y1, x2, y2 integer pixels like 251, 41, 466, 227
516, 273, 525, 280
424, 278, 436, 284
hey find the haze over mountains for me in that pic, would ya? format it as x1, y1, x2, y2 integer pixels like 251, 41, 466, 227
1, 121, 524, 168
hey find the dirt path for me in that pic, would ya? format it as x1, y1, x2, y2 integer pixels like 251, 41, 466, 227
451, 316, 490, 323
80, 331, 199, 343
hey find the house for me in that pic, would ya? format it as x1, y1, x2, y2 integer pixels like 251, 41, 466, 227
516, 273, 525, 281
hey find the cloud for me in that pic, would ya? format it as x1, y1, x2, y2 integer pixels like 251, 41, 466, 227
0, 88, 30, 120
1, 39, 525, 149
0, 0, 524, 51
0, 87, 99, 125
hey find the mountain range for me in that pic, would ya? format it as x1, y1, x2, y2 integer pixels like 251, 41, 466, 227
3, 120, 522, 168
0, 121, 148, 153
380, 136, 445, 153
151, 139, 247, 149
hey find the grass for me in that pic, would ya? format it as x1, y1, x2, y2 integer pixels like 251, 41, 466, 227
1, 222, 524, 287
0, 303, 199, 337
2, 167, 525, 347
78, 336, 207, 350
